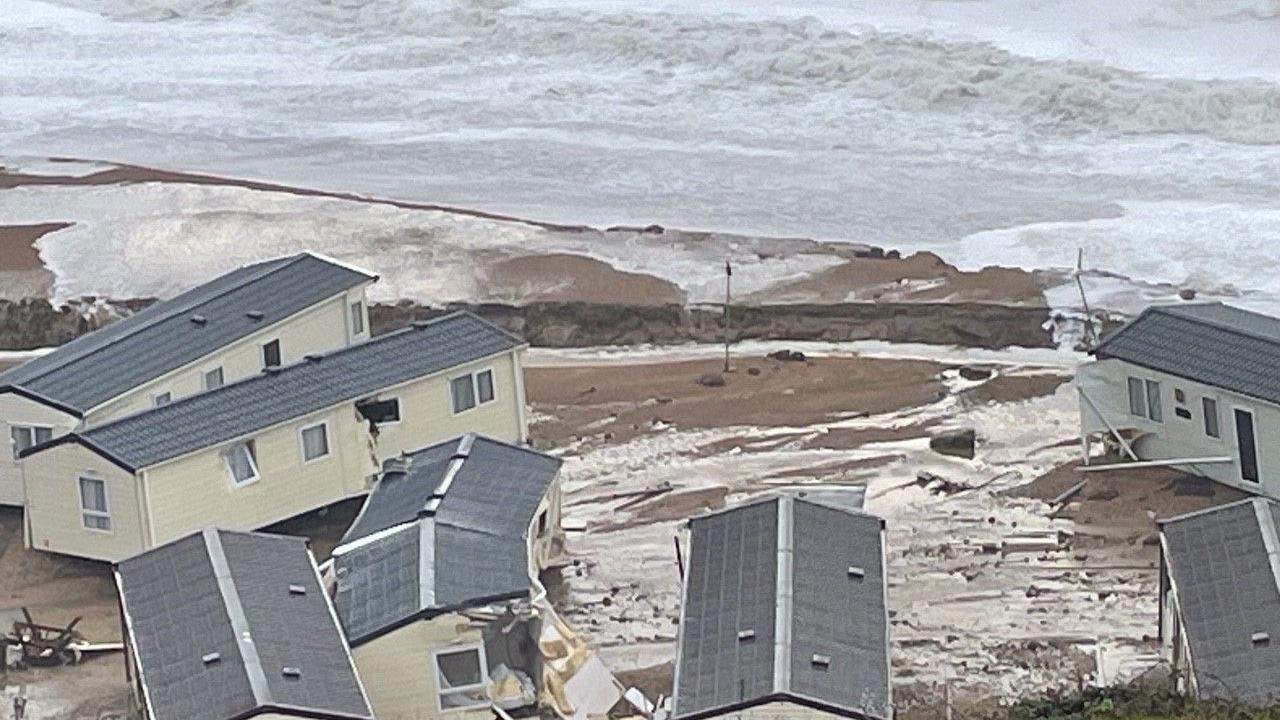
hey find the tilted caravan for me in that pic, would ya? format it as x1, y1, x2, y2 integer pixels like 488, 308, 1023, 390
0, 252, 376, 506
1079, 303, 1280, 498
21, 312, 528, 562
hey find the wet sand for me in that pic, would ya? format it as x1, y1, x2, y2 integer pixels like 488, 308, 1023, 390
0, 222, 66, 298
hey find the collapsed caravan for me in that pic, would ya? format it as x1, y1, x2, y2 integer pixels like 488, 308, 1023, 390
325, 434, 620, 720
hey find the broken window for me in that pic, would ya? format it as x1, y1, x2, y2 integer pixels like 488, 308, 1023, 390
204, 366, 224, 390
10, 425, 52, 460
79, 476, 111, 531
152, 392, 172, 407
1203, 397, 1220, 438
262, 339, 282, 369
451, 375, 477, 413
434, 646, 488, 709
300, 423, 330, 462
224, 441, 260, 485
1128, 377, 1146, 417
356, 398, 400, 425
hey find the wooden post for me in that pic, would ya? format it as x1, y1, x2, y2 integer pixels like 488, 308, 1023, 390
723, 260, 732, 373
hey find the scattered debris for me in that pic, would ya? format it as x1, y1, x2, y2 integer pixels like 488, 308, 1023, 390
958, 366, 994, 381
929, 428, 976, 459
765, 349, 806, 362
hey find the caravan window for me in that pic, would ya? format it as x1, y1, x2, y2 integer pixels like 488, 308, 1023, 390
204, 366, 225, 390
300, 422, 331, 462
10, 425, 53, 460
1145, 380, 1163, 423
224, 441, 260, 485
350, 301, 365, 335
1128, 378, 1146, 417
356, 397, 401, 425
434, 646, 489, 709
1203, 397, 1221, 438
79, 476, 111, 531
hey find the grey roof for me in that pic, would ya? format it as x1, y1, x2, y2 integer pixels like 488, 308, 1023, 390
673, 496, 890, 720
115, 529, 372, 720
332, 435, 559, 645
1160, 498, 1280, 704
0, 253, 374, 415
35, 312, 522, 470
1096, 303, 1280, 406
342, 433, 563, 545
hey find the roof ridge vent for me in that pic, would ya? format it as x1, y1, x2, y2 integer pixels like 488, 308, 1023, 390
411, 319, 435, 328
453, 433, 476, 459
202, 652, 222, 665
246, 310, 264, 321
288, 584, 307, 595
189, 314, 207, 325
282, 666, 302, 679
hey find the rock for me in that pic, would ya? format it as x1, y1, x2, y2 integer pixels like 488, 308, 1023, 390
695, 373, 726, 387
930, 428, 977, 459
746, 367, 761, 376
1085, 487, 1120, 502
1179, 288, 1197, 300
886, 249, 901, 259
958, 366, 994, 381
766, 349, 807, 362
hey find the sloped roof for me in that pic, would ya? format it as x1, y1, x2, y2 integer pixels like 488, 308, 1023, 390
1096, 303, 1280, 405
0, 253, 374, 415
1160, 498, 1280, 704
28, 312, 522, 470
115, 529, 372, 720
672, 496, 890, 720
342, 434, 562, 545
332, 435, 560, 645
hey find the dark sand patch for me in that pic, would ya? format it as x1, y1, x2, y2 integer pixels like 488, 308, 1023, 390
0, 222, 67, 298
1011, 460, 1247, 531
748, 251, 1045, 305
527, 356, 946, 450
483, 253, 685, 306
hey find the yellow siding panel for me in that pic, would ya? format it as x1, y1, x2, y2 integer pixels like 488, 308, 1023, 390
0, 392, 79, 506
353, 614, 490, 720
23, 443, 144, 562
370, 351, 527, 461
142, 404, 377, 546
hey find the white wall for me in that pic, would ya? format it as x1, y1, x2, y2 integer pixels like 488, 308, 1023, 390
1079, 358, 1280, 497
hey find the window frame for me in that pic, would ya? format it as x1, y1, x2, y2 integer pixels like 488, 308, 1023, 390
1203, 396, 1221, 439
224, 440, 261, 487
449, 368, 497, 415
432, 644, 490, 712
1145, 379, 1163, 423
299, 421, 332, 464
1127, 377, 1147, 418
78, 475, 112, 533
10, 423, 53, 461
262, 339, 282, 369
204, 366, 225, 391
152, 391, 172, 407
350, 300, 366, 336
450, 373, 477, 415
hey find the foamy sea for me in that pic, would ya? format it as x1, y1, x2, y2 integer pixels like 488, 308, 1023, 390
5, 0, 1280, 313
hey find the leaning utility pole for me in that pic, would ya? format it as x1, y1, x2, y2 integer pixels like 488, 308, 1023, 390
723, 259, 732, 373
